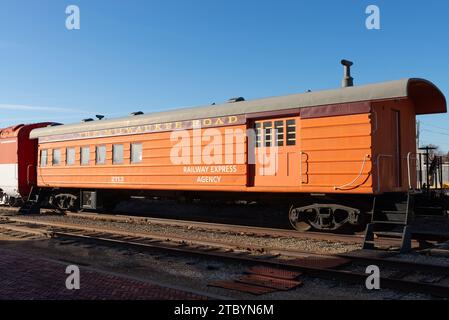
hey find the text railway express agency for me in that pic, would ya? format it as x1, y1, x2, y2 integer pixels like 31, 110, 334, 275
184, 165, 238, 184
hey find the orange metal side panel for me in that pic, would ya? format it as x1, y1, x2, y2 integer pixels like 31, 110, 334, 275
37, 113, 375, 195
299, 113, 373, 194
38, 125, 249, 191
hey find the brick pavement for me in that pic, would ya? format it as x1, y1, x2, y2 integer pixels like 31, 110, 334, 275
0, 248, 207, 300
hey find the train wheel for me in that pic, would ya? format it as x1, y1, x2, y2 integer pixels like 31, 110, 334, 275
51, 194, 79, 212
288, 206, 314, 232
8, 197, 19, 207
289, 204, 360, 232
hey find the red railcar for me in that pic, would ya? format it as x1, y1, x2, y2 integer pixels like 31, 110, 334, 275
0, 123, 54, 205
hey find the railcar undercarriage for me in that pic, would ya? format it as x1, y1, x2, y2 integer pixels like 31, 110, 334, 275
288, 203, 362, 232
14, 187, 449, 234
34, 189, 373, 232
0, 192, 23, 207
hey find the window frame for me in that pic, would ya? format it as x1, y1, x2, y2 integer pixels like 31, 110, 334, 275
274, 120, 285, 147
112, 144, 124, 165
286, 119, 297, 146
52, 149, 61, 166
254, 123, 262, 148
66, 147, 76, 166
80, 146, 91, 166
130, 142, 143, 164
263, 122, 273, 148
40, 149, 48, 167
96, 145, 107, 165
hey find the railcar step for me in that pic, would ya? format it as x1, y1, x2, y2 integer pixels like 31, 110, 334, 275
380, 210, 407, 215
371, 220, 407, 225
374, 211, 408, 222
373, 231, 404, 239
381, 202, 409, 212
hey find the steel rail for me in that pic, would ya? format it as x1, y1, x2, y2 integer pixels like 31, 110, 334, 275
1, 207, 365, 244
1, 218, 449, 298
1, 208, 424, 248
65, 211, 428, 248
65, 211, 365, 244
0, 216, 357, 257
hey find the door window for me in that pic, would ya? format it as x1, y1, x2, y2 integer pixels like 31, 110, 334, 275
254, 119, 296, 147
286, 120, 297, 146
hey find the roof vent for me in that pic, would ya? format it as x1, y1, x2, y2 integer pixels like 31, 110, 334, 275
96, 115, 105, 120
131, 111, 144, 116
341, 59, 354, 88
82, 118, 94, 122
227, 97, 245, 103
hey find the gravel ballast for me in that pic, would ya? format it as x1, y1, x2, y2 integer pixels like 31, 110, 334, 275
6, 213, 362, 255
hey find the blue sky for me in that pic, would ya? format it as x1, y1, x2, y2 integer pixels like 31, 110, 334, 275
0, 0, 448, 151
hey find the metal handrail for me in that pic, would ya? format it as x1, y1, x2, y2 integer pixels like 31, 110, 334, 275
27, 165, 33, 185
407, 152, 418, 191
376, 153, 423, 192
334, 154, 370, 190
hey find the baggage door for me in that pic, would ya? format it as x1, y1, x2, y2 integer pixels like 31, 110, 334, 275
253, 117, 301, 187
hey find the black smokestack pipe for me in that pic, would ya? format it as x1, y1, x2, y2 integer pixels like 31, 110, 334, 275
341, 59, 354, 88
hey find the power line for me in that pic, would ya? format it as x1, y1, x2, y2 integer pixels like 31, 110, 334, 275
420, 122, 449, 132
421, 128, 449, 136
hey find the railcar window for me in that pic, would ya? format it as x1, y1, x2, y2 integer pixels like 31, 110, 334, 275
66, 148, 76, 166
52, 149, 61, 166
81, 147, 90, 165
286, 119, 296, 146
113, 144, 124, 164
131, 143, 143, 164
40, 150, 48, 167
263, 122, 273, 147
274, 121, 284, 147
255, 123, 262, 148
96, 145, 107, 165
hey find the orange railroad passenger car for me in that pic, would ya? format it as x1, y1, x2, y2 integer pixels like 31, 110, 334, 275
30, 78, 447, 231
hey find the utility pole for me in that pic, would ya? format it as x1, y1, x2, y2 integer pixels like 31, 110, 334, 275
416, 121, 421, 189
